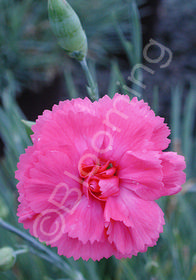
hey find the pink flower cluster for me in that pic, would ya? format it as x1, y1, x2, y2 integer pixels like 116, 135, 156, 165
16, 94, 186, 261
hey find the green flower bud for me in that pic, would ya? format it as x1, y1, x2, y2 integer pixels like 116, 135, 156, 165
0, 247, 16, 271
48, 0, 87, 61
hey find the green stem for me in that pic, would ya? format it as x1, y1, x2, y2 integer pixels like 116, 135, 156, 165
14, 248, 28, 256
80, 58, 99, 101
0, 218, 85, 280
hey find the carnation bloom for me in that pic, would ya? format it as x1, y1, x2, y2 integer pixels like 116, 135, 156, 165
16, 94, 186, 261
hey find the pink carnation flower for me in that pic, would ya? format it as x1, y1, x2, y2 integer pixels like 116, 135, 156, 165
16, 94, 186, 261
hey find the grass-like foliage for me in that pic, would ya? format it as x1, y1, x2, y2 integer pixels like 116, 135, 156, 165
0, 0, 64, 93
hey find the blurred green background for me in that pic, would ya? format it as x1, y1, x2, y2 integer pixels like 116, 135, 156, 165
0, 0, 196, 279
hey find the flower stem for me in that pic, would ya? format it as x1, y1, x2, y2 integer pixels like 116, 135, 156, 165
14, 248, 28, 256
0, 218, 85, 280
80, 58, 99, 101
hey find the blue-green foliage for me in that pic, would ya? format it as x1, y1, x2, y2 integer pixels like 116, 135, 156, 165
0, 0, 63, 93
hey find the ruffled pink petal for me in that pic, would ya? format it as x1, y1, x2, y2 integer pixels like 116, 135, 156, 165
105, 188, 165, 255
28, 208, 66, 245
31, 99, 106, 158
98, 176, 120, 198
95, 94, 170, 163
118, 150, 165, 200
17, 189, 66, 246
16, 146, 40, 203
31, 97, 94, 141
130, 97, 171, 150
17, 149, 81, 213
18, 197, 117, 260
160, 152, 186, 195
17, 200, 37, 229
63, 196, 106, 244
15, 145, 36, 183
106, 221, 135, 255
18, 199, 65, 247
96, 95, 155, 160
52, 234, 117, 261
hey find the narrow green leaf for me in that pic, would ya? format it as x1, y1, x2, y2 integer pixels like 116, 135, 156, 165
21, 120, 35, 138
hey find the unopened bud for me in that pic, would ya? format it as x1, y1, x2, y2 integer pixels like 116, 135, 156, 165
48, 0, 87, 61
0, 247, 16, 271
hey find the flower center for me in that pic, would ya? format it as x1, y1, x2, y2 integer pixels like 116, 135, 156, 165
78, 153, 119, 200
